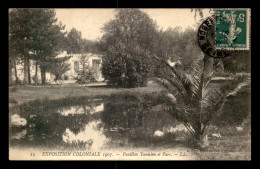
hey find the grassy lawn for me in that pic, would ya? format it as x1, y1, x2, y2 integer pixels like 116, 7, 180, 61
9, 82, 161, 105
193, 135, 251, 160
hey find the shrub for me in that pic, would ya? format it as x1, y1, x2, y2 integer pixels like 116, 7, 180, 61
102, 53, 149, 88
48, 56, 71, 81
64, 75, 69, 80
75, 55, 97, 84
75, 70, 96, 84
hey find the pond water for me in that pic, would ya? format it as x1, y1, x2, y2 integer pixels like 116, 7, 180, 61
9, 96, 184, 151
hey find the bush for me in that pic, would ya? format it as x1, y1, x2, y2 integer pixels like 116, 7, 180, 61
75, 70, 96, 84
74, 55, 97, 84
64, 75, 69, 80
102, 53, 149, 88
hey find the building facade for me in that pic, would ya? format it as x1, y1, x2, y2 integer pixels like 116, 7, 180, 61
11, 51, 104, 84
57, 51, 104, 82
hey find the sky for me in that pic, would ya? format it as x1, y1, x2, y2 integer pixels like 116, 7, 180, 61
55, 9, 212, 41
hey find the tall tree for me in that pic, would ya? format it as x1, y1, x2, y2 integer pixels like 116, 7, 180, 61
9, 46, 16, 85
100, 9, 158, 87
28, 9, 66, 84
9, 9, 66, 85
9, 8, 31, 84
155, 27, 204, 68
66, 28, 85, 54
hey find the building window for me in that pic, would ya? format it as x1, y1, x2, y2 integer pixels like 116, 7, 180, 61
74, 61, 79, 72
92, 60, 101, 68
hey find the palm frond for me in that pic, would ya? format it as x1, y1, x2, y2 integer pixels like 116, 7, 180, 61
155, 76, 187, 100
202, 88, 227, 111
151, 52, 249, 143
227, 79, 250, 97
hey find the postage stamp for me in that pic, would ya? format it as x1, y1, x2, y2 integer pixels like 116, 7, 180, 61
215, 9, 250, 50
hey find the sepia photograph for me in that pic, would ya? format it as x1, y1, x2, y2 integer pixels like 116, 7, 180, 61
9, 8, 251, 160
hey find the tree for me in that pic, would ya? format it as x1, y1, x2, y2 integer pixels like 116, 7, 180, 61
151, 54, 249, 149
156, 27, 204, 68
100, 9, 158, 87
191, 8, 215, 20
9, 46, 17, 85
85, 40, 100, 54
48, 56, 71, 81
28, 9, 66, 85
66, 28, 84, 54
66, 28, 97, 54
75, 55, 96, 84
9, 8, 31, 84
9, 9, 66, 85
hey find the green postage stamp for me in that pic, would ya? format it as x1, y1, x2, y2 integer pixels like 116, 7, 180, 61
215, 9, 250, 50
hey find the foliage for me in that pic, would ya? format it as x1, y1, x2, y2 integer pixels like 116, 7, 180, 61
214, 76, 250, 126
75, 55, 96, 84
191, 8, 215, 20
66, 28, 97, 54
151, 27, 204, 70
76, 71, 96, 84
64, 75, 69, 80
9, 9, 32, 84
222, 50, 251, 73
9, 9, 67, 85
29, 9, 66, 84
9, 9, 31, 59
152, 54, 249, 148
66, 28, 84, 54
100, 9, 158, 88
48, 56, 71, 81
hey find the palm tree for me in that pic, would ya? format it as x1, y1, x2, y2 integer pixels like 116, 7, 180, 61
49, 57, 71, 81
152, 54, 250, 148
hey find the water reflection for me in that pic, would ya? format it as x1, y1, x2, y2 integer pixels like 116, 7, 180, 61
11, 129, 27, 140
92, 103, 104, 114
101, 101, 178, 148
62, 120, 108, 150
9, 97, 179, 150
59, 103, 104, 116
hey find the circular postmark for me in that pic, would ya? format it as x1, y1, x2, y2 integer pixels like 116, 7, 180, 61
198, 16, 230, 58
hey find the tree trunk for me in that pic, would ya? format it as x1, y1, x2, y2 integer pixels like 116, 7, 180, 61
193, 129, 209, 150
41, 67, 46, 85
13, 59, 18, 83
57, 74, 62, 80
34, 60, 39, 85
9, 59, 14, 86
23, 55, 29, 84
28, 58, 31, 84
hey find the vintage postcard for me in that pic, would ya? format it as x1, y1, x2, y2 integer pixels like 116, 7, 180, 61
9, 8, 251, 160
